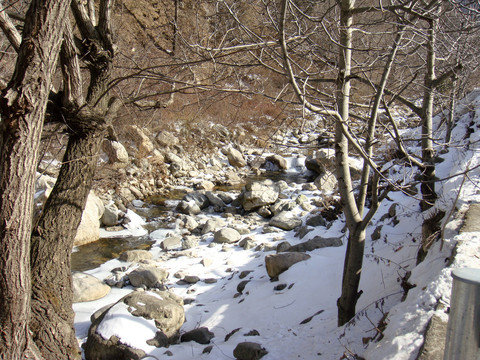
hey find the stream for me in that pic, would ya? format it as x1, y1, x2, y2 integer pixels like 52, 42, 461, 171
71, 170, 314, 272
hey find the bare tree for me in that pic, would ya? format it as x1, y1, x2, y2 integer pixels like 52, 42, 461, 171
0, 0, 71, 358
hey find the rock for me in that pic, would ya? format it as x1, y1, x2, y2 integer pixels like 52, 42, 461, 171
242, 181, 279, 211
239, 238, 257, 250
306, 215, 326, 227
103, 140, 129, 166
182, 236, 199, 249
288, 236, 343, 252
233, 342, 268, 360
184, 191, 210, 210
179, 216, 199, 231
305, 156, 327, 174
302, 183, 318, 191
270, 200, 296, 216
74, 192, 104, 246
371, 226, 382, 241
213, 228, 241, 244
205, 191, 226, 210
265, 252, 311, 279
72, 272, 110, 303
276, 241, 292, 252
295, 226, 314, 239
156, 131, 179, 147
84, 291, 184, 359
176, 200, 201, 215
183, 275, 200, 284
119, 250, 153, 262
265, 154, 287, 170
161, 236, 183, 251
257, 206, 272, 218
269, 211, 302, 231
181, 327, 214, 345
128, 266, 169, 288
237, 280, 250, 294
126, 125, 154, 158
314, 170, 338, 193
224, 147, 247, 168
197, 180, 215, 191
101, 202, 118, 227
202, 218, 227, 234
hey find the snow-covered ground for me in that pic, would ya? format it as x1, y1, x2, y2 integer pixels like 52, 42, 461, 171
74, 90, 480, 359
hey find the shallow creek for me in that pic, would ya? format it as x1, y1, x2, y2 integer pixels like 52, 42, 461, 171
71, 170, 314, 272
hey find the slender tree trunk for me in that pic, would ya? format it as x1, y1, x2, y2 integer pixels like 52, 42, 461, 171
420, 17, 438, 212
337, 226, 367, 326
335, 0, 366, 327
0, 0, 70, 358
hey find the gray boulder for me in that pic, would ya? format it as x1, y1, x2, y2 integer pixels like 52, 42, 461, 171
288, 236, 343, 252
269, 211, 302, 230
84, 291, 184, 359
181, 327, 214, 345
213, 228, 241, 244
128, 266, 169, 288
314, 170, 338, 193
161, 236, 182, 251
176, 200, 201, 215
242, 181, 279, 212
202, 218, 227, 234
265, 252, 311, 279
72, 272, 110, 303
184, 191, 210, 209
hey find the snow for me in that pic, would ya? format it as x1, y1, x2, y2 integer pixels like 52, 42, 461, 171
74, 90, 480, 359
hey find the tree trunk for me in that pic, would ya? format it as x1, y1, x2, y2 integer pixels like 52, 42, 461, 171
0, 0, 70, 358
30, 117, 107, 359
420, 18, 438, 212
337, 226, 367, 326
335, 0, 365, 327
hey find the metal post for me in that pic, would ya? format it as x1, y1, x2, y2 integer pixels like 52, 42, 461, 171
444, 268, 480, 360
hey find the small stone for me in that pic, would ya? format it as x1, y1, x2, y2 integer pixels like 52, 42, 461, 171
233, 342, 268, 360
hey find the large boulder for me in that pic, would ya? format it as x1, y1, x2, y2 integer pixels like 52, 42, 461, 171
84, 291, 185, 360
223, 147, 247, 168
314, 170, 338, 193
287, 236, 343, 252
126, 125, 154, 158
74, 192, 104, 246
101, 202, 118, 227
265, 252, 311, 279
213, 228, 241, 244
102, 140, 129, 167
241, 180, 279, 212
265, 155, 288, 171
269, 211, 302, 231
72, 272, 110, 303
128, 266, 169, 288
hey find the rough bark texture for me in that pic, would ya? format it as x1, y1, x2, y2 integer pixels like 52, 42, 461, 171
0, 0, 70, 358
28, 2, 116, 357
30, 119, 107, 359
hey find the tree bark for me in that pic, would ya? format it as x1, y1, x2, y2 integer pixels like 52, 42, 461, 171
337, 226, 367, 326
29, 2, 117, 357
0, 0, 70, 358
30, 116, 107, 360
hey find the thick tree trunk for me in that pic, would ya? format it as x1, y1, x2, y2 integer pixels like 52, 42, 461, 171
30, 120, 107, 360
0, 0, 70, 358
